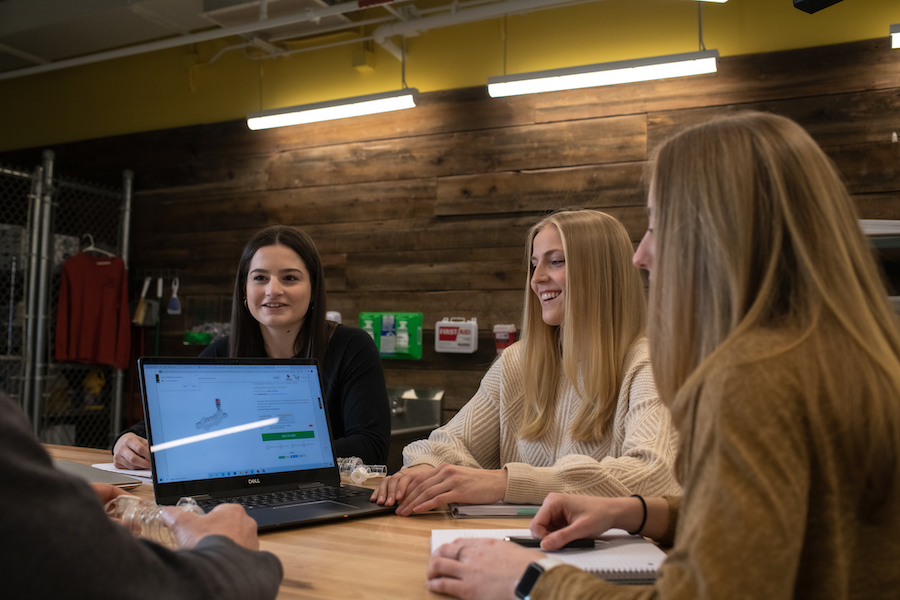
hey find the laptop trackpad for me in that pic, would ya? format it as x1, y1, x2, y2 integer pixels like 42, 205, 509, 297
250, 501, 359, 527
274, 499, 359, 511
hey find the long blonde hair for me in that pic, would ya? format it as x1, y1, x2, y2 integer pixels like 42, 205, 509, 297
520, 209, 647, 442
648, 112, 900, 494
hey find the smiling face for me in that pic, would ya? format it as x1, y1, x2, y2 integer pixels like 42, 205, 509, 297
530, 224, 567, 327
245, 244, 312, 337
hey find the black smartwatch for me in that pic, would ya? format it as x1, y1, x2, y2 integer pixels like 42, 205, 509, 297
515, 558, 561, 600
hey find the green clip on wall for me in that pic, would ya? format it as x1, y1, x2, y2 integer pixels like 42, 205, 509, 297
358, 312, 423, 360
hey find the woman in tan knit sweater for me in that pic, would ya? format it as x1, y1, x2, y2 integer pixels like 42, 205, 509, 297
426, 112, 900, 599
372, 209, 680, 516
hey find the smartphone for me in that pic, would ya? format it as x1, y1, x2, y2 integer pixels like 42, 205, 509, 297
504, 536, 595, 549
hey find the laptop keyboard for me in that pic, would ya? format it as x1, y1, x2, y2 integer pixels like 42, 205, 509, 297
197, 485, 369, 512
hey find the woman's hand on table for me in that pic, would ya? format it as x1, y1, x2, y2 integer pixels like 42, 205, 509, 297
373, 463, 508, 516
113, 432, 151, 470
370, 463, 435, 508
428, 538, 543, 600
530, 493, 665, 550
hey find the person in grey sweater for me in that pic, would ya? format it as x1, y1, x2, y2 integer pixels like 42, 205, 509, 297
0, 392, 283, 599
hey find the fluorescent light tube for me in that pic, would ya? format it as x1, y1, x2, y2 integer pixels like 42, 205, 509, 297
247, 88, 418, 130
487, 50, 719, 98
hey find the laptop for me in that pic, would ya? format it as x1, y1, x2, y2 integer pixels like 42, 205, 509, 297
137, 356, 394, 530
54, 460, 143, 490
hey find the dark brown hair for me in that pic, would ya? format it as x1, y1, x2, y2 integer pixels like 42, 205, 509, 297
229, 226, 333, 364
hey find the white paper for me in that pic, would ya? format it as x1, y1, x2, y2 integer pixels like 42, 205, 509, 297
91, 462, 153, 480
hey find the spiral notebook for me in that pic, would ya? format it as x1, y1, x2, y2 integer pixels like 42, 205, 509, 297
431, 528, 665, 584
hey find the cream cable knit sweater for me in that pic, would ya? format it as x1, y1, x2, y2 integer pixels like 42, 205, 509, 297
402, 338, 680, 504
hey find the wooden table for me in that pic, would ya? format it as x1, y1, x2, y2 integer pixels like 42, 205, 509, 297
47, 444, 534, 600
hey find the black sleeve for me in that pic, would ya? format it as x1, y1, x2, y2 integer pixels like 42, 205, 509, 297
323, 326, 391, 465
199, 336, 230, 358
112, 337, 232, 452
1, 394, 283, 599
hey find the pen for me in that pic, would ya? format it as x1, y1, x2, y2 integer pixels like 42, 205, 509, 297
504, 536, 595, 549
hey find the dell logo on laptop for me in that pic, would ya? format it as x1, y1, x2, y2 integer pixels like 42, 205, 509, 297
248, 478, 261, 484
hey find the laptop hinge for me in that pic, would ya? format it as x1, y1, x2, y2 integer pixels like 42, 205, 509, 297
294, 482, 326, 489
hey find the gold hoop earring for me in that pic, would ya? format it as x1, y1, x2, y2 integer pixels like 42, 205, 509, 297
243, 298, 248, 308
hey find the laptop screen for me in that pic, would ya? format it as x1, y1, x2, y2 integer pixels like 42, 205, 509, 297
141, 360, 336, 485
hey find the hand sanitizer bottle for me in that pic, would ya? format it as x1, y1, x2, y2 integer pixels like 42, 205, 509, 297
396, 320, 410, 353
380, 314, 396, 355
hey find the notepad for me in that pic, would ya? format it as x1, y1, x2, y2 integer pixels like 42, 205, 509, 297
91, 462, 153, 481
431, 528, 665, 584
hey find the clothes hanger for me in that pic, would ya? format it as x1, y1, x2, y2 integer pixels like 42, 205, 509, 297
81, 233, 116, 257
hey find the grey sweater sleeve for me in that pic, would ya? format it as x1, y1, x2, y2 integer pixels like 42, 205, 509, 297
1, 393, 283, 599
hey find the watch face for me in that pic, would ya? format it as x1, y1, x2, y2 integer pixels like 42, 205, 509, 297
515, 562, 545, 600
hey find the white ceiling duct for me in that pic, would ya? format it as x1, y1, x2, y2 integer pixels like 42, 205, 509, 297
0, 0, 604, 81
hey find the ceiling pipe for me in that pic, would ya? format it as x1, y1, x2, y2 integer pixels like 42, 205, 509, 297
372, 0, 599, 62
226, 0, 590, 65
372, 0, 597, 47
0, 0, 602, 82
0, 0, 410, 82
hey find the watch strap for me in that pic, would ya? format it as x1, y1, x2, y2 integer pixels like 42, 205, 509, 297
515, 558, 563, 600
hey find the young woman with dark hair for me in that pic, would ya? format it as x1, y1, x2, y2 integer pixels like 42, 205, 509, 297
113, 226, 391, 467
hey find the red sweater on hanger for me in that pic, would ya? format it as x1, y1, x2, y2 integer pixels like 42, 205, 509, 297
55, 252, 131, 370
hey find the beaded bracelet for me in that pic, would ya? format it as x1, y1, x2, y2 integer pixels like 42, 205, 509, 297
628, 494, 648, 536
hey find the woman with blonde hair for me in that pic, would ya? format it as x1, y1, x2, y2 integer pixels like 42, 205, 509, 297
426, 112, 900, 600
372, 208, 679, 516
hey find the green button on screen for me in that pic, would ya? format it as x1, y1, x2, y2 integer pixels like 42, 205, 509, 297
262, 431, 315, 441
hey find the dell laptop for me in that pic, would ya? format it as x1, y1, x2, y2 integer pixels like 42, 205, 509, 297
138, 356, 394, 530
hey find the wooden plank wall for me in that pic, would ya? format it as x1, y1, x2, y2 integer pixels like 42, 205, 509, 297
2, 38, 899, 425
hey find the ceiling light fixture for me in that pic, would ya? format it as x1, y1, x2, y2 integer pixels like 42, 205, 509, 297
487, 50, 719, 98
247, 88, 418, 129
892, 24, 900, 49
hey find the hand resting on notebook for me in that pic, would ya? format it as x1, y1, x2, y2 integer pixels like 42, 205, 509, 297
530, 493, 668, 551
426, 493, 671, 600
113, 432, 150, 470
428, 538, 543, 600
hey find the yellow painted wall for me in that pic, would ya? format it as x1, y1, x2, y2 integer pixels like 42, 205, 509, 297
0, 0, 898, 152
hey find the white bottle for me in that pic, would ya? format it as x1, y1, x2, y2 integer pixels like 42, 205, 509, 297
380, 314, 396, 355
396, 320, 410, 353
362, 320, 375, 341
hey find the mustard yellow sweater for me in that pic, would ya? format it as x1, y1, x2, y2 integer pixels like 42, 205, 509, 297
402, 338, 681, 503
533, 331, 900, 599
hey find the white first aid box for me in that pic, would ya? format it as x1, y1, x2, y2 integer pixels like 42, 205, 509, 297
435, 317, 478, 353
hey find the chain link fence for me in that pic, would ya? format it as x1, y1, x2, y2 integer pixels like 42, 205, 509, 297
0, 165, 34, 408
0, 154, 132, 449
